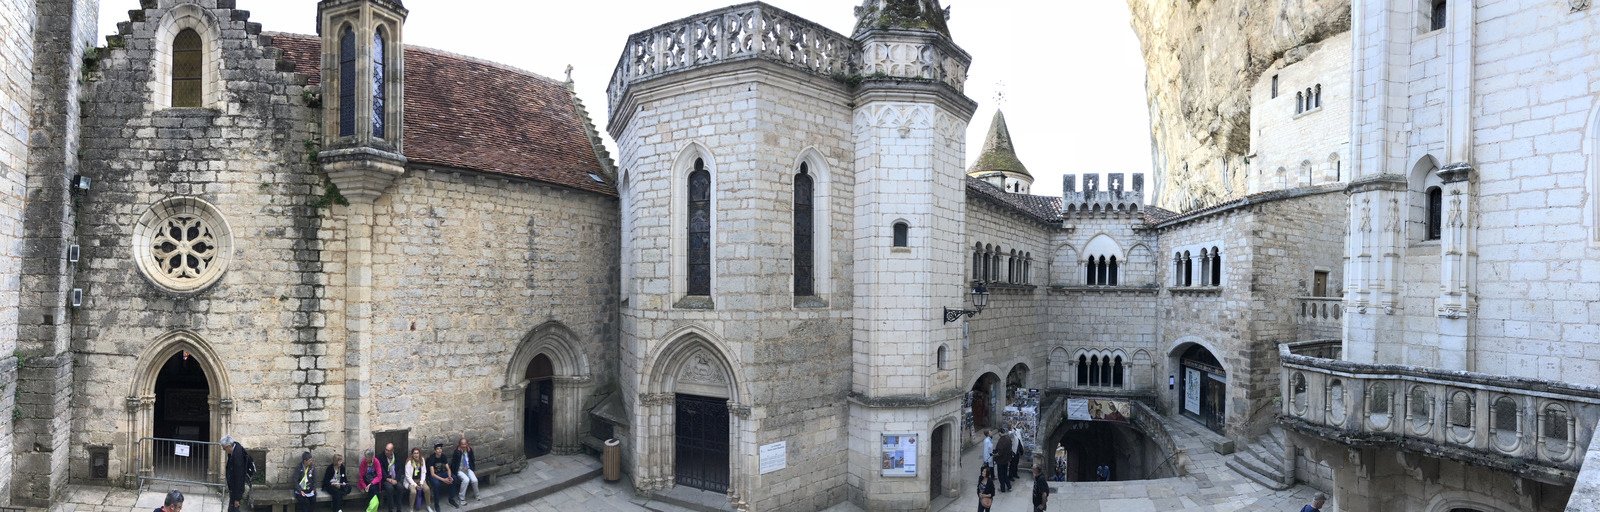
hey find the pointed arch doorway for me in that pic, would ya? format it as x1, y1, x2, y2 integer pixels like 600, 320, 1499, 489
524, 354, 554, 458
128, 332, 232, 485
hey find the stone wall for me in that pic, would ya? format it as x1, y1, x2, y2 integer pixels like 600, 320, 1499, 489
0, 0, 36, 503
1247, 32, 1352, 194
362, 169, 619, 469
612, 65, 856, 511
1043, 208, 1160, 396
962, 196, 1051, 443
1126, 0, 1350, 210
70, 0, 327, 485
1295, 433, 1574, 511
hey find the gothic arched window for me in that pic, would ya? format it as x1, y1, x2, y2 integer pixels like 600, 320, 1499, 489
1086, 258, 1095, 285
1210, 247, 1222, 285
1314, 84, 1322, 108
338, 25, 356, 136
1426, 186, 1443, 240
794, 163, 814, 296
1089, 356, 1100, 386
687, 158, 712, 296
1108, 256, 1119, 286
373, 27, 387, 139
1113, 356, 1124, 387
973, 245, 983, 280
1100, 357, 1112, 387
172, 29, 202, 108
1174, 252, 1183, 286
1296, 92, 1304, 114
1183, 251, 1193, 287
1077, 356, 1088, 386
893, 222, 909, 247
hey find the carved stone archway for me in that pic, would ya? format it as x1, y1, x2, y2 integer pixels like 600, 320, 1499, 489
502, 322, 591, 459
125, 331, 233, 487
636, 331, 748, 510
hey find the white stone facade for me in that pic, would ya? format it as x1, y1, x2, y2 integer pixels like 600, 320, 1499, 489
1247, 31, 1352, 194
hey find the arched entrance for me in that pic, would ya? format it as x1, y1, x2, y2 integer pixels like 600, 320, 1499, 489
504, 322, 591, 459
1005, 363, 1030, 402
969, 373, 1000, 431
930, 424, 949, 498
523, 354, 554, 458
153, 351, 211, 481
1178, 345, 1226, 434
637, 332, 749, 504
127, 331, 232, 486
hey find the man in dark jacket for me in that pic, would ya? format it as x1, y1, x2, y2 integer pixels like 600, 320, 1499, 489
994, 430, 1014, 492
1031, 464, 1049, 511
449, 438, 479, 504
376, 443, 402, 512
221, 436, 248, 512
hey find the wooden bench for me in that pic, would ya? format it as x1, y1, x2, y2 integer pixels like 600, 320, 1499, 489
248, 486, 370, 512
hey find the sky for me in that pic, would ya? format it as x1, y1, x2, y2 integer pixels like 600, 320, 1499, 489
96, 0, 1152, 199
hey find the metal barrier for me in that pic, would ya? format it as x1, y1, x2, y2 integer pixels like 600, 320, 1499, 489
135, 437, 227, 493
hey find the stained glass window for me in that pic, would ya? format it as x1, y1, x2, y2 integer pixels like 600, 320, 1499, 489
794, 164, 814, 296
688, 159, 711, 296
339, 25, 356, 137
172, 29, 202, 108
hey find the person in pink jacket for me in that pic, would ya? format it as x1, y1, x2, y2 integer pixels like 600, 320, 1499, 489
355, 448, 384, 507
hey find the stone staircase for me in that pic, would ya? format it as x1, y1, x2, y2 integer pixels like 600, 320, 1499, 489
1225, 426, 1292, 491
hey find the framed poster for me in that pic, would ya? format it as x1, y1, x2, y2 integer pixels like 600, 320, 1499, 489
879, 434, 918, 477
1184, 368, 1201, 414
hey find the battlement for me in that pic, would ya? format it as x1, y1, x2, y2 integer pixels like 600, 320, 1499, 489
1062, 173, 1143, 213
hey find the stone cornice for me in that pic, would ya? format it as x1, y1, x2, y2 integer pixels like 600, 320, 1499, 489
846, 388, 963, 408
1438, 163, 1475, 184
1344, 174, 1407, 195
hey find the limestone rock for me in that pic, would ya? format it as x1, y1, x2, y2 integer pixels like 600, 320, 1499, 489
1126, 0, 1350, 211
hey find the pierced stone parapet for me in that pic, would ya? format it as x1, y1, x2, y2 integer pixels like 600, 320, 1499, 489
1280, 342, 1600, 484
607, 3, 855, 114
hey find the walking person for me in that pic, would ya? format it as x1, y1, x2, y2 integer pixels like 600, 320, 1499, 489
155, 490, 184, 512
377, 443, 403, 512
355, 449, 384, 512
1300, 493, 1327, 512
975, 466, 996, 512
994, 429, 1014, 493
1007, 425, 1023, 486
221, 435, 251, 512
427, 444, 458, 509
1031, 464, 1050, 511
451, 438, 480, 504
323, 453, 352, 512
403, 447, 433, 512
294, 452, 318, 512
981, 430, 995, 469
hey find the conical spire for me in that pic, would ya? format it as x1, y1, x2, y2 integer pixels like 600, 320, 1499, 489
968, 110, 1030, 177
852, 0, 951, 37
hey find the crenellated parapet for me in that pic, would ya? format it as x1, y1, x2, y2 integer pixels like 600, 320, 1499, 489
1061, 173, 1144, 215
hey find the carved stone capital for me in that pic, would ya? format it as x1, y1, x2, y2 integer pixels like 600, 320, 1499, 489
1437, 163, 1475, 184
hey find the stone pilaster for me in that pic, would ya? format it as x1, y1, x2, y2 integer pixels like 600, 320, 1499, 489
1436, 164, 1475, 371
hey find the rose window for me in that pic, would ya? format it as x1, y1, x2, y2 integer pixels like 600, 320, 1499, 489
134, 197, 232, 292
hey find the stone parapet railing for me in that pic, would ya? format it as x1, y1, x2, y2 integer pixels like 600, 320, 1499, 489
1283, 338, 1342, 360
1280, 345, 1600, 483
1296, 297, 1342, 341
607, 2, 855, 114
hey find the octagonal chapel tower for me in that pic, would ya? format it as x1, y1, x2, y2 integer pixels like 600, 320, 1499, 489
607, 0, 973, 509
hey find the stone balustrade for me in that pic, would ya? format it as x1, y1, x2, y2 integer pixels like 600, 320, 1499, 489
1295, 297, 1342, 341
1280, 344, 1600, 483
607, 2, 855, 114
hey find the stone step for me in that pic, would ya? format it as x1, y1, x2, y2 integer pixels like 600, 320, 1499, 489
471, 468, 601, 512
1225, 455, 1291, 491
641, 501, 702, 512
1244, 443, 1285, 474
1233, 450, 1285, 482
647, 486, 736, 512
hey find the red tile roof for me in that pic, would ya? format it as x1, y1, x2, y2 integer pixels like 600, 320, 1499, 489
269, 33, 614, 196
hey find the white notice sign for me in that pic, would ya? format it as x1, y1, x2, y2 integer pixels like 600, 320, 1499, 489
174, 444, 191, 457
758, 441, 787, 474
1184, 368, 1201, 415
1066, 398, 1090, 421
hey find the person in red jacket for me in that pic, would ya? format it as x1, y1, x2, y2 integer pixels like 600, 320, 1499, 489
355, 448, 384, 509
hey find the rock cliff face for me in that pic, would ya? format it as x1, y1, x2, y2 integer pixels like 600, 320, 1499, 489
1127, 0, 1350, 211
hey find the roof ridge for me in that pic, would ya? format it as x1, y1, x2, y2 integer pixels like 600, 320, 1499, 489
263, 31, 566, 86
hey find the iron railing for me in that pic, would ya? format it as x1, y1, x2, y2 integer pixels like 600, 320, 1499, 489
1280, 344, 1600, 484
136, 437, 227, 492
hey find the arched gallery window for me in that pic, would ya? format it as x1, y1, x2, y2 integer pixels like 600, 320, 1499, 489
1112, 356, 1124, 387
687, 158, 712, 296
172, 29, 202, 108
1183, 251, 1193, 287
794, 163, 814, 296
1210, 247, 1222, 285
1077, 356, 1088, 386
1295, 92, 1304, 114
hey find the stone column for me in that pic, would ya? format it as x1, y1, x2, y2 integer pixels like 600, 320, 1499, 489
1435, 165, 1475, 371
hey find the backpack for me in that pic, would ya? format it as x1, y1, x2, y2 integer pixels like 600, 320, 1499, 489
239, 445, 257, 481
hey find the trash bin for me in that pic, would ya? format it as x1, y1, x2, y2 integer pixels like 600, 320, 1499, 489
602, 438, 621, 482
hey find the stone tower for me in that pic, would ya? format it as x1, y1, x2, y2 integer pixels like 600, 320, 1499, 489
847, 0, 975, 508
315, 0, 408, 459
967, 110, 1033, 194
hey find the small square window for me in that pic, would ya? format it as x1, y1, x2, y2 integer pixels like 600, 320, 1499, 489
892, 222, 909, 247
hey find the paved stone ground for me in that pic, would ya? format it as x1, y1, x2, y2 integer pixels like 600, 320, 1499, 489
39, 416, 1321, 512
937, 414, 1324, 512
